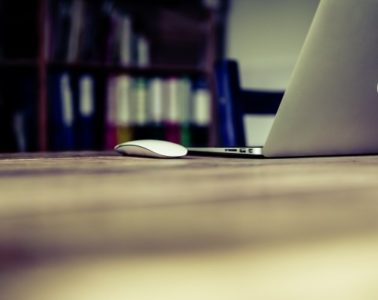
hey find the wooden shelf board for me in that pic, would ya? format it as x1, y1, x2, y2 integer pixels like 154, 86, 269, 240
47, 62, 208, 77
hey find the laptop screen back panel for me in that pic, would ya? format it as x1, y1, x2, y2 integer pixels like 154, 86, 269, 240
263, 0, 378, 157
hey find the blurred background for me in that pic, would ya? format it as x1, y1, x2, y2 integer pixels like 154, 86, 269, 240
0, 0, 319, 152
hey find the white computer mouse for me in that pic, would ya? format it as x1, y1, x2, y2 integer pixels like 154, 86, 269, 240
114, 139, 188, 158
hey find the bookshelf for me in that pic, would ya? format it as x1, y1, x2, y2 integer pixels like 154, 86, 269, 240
0, 0, 227, 152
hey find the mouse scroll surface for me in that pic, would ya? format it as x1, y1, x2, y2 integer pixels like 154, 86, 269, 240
114, 140, 188, 158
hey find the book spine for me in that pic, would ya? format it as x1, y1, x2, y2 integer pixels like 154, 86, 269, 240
119, 13, 132, 66
60, 73, 75, 150
178, 77, 192, 147
15, 75, 39, 152
191, 79, 211, 147
48, 0, 72, 61
130, 78, 149, 140
105, 76, 118, 150
115, 75, 133, 143
67, 0, 84, 62
77, 74, 96, 150
164, 77, 181, 144
147, 77, 165, 140
48, 72, 75, 151
133, 33, 150, 67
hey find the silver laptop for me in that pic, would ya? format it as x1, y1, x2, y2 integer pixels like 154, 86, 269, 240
188, 0, 378, 158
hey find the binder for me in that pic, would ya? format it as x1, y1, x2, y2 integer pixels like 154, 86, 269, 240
164, 77, 181, 144
0, 75, 19, 152
130, 78, 149, 140
17, 74, 39, 152
49, 72, 75, 151
214, 60, 245, 147
76, 74, 96, 150
146, 77, 165, 140
178, 77, 192, 147
105, 76, 118, 150
114, 75, 133, 143
190, 79, 211, 147
67, 0, 84, 62
48, 0, 73, 61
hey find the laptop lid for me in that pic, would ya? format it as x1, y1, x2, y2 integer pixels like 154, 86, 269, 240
263, 0, 378, 157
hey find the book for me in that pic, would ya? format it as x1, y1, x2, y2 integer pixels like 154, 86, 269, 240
164, 77, 181, 143
114, 75, 133, 143
132, 33, 150, 67
0, 72, 39, 152
104, 76, 118, 150
78, 0, 112, 62
75, 74, 96, 150
48, 0, 73, 61
0, 75, 20, 152
15, 74, 39, 152
178, 77, 192, 147
106, 10, 133, 65
67, 0, 85, 62
119, 13, 132, 66
48, 73, 75, 151
130, 78, 149, 140
214, 60, 246, 147
146, 77, 165, 140
190, 79, 211, 147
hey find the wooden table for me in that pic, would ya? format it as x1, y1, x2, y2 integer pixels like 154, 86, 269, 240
1, 152, 378, 300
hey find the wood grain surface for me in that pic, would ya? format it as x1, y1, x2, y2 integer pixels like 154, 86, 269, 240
1, 152, 378, 300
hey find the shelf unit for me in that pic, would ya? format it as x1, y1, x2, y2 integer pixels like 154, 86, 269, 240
0, 0, 227, 152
